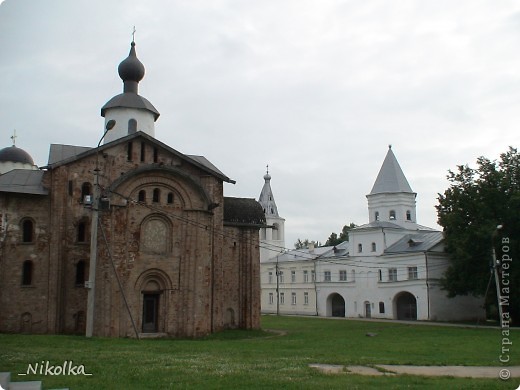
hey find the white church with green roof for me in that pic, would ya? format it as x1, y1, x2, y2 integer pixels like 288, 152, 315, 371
260, 146, 484, 322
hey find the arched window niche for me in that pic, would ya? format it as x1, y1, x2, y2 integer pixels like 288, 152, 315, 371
140, 215, 172, 254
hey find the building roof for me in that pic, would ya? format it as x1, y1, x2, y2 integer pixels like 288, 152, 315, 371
264, 242, 343, 263
384, 231, 444, 253
48, 144, 92, 165
354, 221, 404, 230
0, 145, 35, 165
45, 132, 235, 183
0, 169, 47, 195
101, 93, 160, 120
223, 197, 266, 227
370, 146, 413, 195
317, 240, 350, 258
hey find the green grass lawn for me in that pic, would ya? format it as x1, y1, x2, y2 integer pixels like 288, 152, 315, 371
0, 315, 518, 389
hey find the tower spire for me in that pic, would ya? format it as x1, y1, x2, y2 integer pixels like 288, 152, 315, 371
367, 146, 417, 227
370, 146, 413, 194
259, 166, 277, 216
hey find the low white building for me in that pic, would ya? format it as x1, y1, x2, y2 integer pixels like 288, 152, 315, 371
260, 147, 484, 322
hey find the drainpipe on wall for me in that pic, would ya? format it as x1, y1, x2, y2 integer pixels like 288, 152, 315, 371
210, 211, 215, 333
276, 254, 280, 316
313, 259, 319, 316
425, 251, 430, 320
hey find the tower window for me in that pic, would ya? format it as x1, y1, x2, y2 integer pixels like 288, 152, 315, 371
406, 210, 412, 221
371, 242, 376, 252
140, 142, 146, 162
358, 243, 363, 253
153, 188, 160, 203
128, 119, 137, 134
77, 221, 87, 243
81, 182, 92, 203
375, 211, 379, 221
75, 260, 86, 285
127, 142, 133, 161
389, 210, 396, 220
138, 190, 146, 203
21, 219, 34, 243
153, 147, 158, 163
167, 192, 174, 204
22, 260, 33, 285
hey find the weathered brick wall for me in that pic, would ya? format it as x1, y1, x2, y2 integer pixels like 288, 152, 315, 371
0, 193, 51, 333
0, 134, 260, 338
221, 226, 261, 331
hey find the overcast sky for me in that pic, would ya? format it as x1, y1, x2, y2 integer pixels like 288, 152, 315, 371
1, 0, 519, 249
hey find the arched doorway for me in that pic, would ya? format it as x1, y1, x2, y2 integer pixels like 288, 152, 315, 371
142, 280, 161, 333
135, 270, 173, 335
395, 292, 417, 320
364, 301, 371, 318
328, 293, 345, 317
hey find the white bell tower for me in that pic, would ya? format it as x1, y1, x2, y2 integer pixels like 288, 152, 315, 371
366, 146, 417, 228
258, 166, 286, 262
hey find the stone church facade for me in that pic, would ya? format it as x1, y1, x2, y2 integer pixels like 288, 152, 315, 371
0, 41, 264, 338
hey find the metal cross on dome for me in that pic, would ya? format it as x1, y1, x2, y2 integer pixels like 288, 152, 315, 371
10, 129, 17, 146
132, 26, 136, 42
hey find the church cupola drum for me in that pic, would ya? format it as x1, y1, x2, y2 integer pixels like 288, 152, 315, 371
101, 40, 160, 144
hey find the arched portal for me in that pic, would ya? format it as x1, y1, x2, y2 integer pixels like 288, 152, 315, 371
327, 293, 345, 317
135, 269, 172, 334
395, 291, 417, 320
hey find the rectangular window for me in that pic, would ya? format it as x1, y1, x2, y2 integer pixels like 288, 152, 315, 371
291, 270, 296, 283
389, 268, 397, 282
304, 292, 309, 305
279, 271, 284, 284
268, 271, 273, 284
127, 142, 133, 161
280, 292, 285, 305
22, 260, 33, 286
140, 142, 146, 162
303, 270, 309, 283
339, 270, 347, 281
269, 292, 274, 304
291, 292, 296, 305
408, 266, 418, 280
311, 270, 315, 282
379, 301, 385, 314
324, 271, 331, 282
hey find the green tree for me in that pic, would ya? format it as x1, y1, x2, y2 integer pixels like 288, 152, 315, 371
436, 147, 519, 323
294, 239, 321, 249
325, 223, 357, 246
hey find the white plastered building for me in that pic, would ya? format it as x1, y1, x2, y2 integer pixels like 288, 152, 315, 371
260, 147, 484, 321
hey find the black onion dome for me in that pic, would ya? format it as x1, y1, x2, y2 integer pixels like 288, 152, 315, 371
0, 145, 35, 165
118, 42, 145, 83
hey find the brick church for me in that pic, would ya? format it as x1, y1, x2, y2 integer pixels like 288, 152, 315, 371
0, 40, 264, 338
